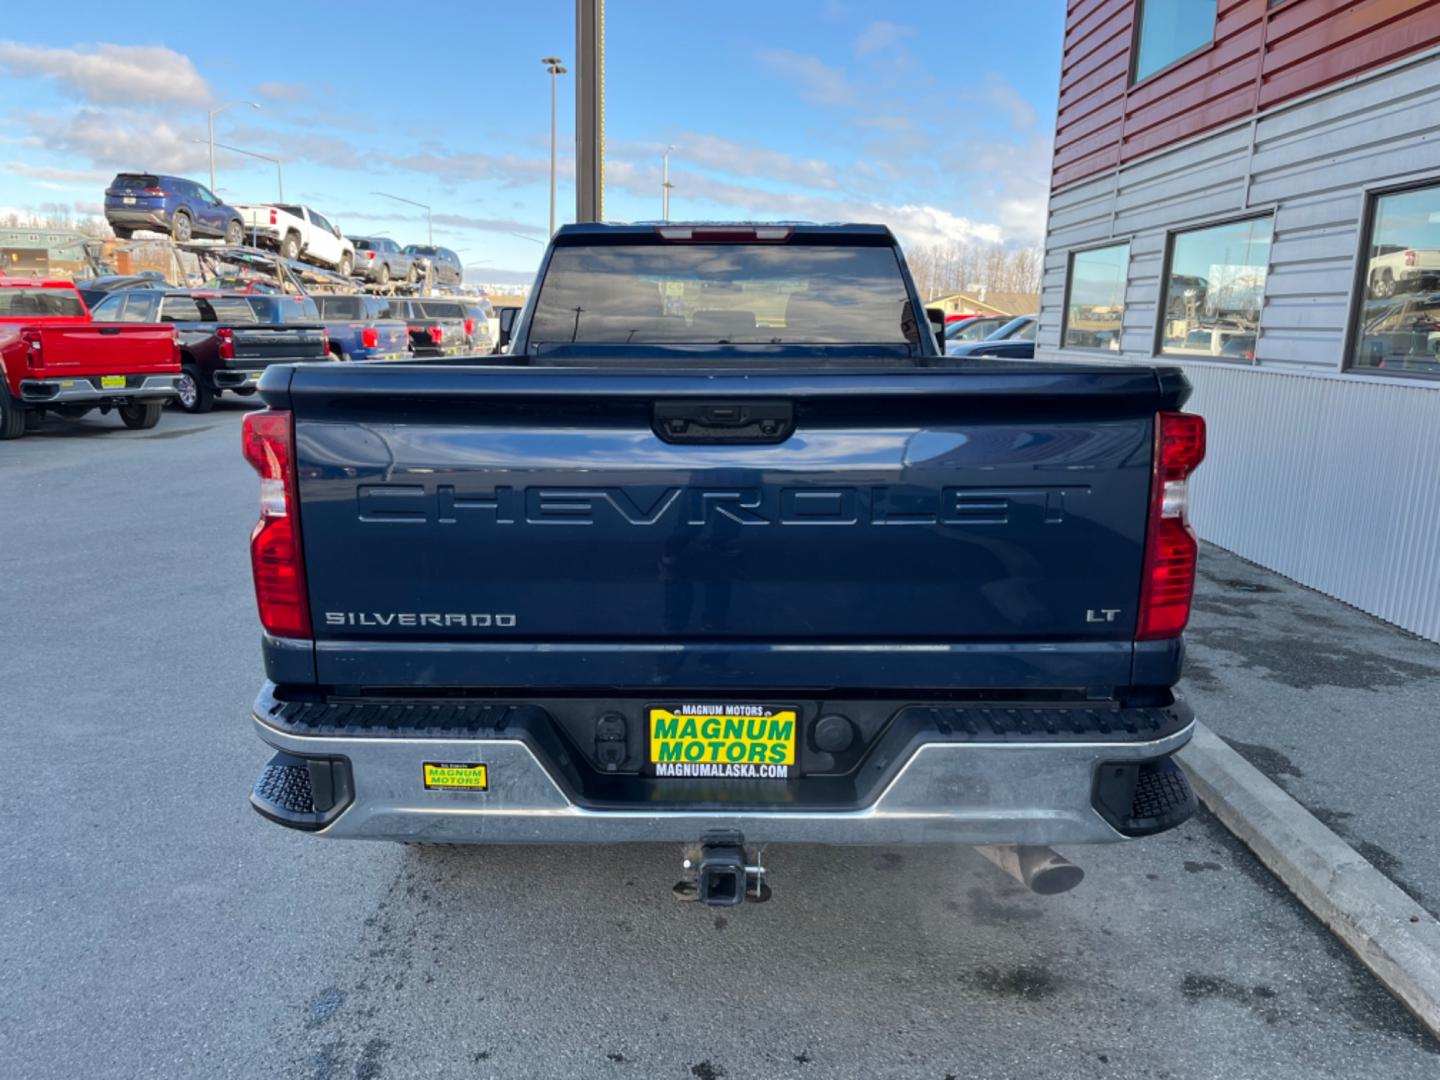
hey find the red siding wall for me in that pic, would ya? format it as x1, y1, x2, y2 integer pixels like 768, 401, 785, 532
1053, 0, 1440, 191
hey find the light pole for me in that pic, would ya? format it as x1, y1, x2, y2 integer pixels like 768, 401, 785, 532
207, 100, 261, 193
662, 145, 675, 222
372, 191, 432, 245
542, 58, 567, 236
192, 139, 282, 200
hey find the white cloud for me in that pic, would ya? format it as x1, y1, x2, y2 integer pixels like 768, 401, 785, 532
387, 149, 563, 187
607, 160, 1003, 251
854, 21, 913, 58
978, 72, 1038, 132
672, 134, 839, 190
757, 50, 855, 107
24, 108, 210, 173
256, 81, 306, 102
5, 161, 109, 184
0, 41, 210, 105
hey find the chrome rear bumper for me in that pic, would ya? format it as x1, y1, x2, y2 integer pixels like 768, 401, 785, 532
20, 374, 180, 403
252, 709, 1195, 847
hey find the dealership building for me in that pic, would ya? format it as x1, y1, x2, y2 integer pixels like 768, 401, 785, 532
1038, 0, 1440, 641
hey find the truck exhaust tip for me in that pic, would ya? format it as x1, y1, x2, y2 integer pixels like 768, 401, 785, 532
975, 845, 1084, 895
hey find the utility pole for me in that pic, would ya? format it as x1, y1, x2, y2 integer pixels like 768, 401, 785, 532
662, 145, 675, 222
193, 139, 282, 200
207, 100, 260, 194
542, 58, 567, 236
575, 0, 604, 222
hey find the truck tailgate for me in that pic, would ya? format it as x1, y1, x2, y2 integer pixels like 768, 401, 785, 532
279, 364, 1182, 689
232, 324, 326, 364
33, 325, 177, 376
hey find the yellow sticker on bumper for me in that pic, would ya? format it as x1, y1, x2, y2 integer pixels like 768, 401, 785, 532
422, 762, 488, 790
649, 705, 796, 780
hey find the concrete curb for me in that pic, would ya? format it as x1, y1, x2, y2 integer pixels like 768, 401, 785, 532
1178, 722, 1440, 1039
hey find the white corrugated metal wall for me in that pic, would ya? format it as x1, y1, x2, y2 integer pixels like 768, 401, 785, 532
1037, 49, 1440, 642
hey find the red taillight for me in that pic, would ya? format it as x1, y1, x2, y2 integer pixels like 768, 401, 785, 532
21, 329, 42, 368
1405, 250, 1417, 267
362, 326, 379, 349
217, 326, 235, 360
428, 326, 444, 344
366, 250, 376, 260
1137, 411, 1206, 640
241, 411, 311, 638
269, 208, 278, 226
141, 187, 167, 196
321, 329, 330, 355
464, 318, 476, 335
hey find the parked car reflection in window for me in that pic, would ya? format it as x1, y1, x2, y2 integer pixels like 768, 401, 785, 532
1352, 182, 1440, 378
1160, 217, 1270, 361
1064, 244, 1129, 349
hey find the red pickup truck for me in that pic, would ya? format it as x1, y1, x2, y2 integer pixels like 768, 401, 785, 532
0, 278, 180, 439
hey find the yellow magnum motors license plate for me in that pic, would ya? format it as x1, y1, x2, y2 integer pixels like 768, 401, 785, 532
649, 705, 796, 780
100, 375, 126, 389
422, 762, 488, 790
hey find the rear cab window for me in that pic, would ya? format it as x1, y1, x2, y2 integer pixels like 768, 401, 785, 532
0, 287, 86, 317
525, 237, 924, 354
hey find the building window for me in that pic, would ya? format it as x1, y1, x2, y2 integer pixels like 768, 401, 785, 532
1351, 182, 1440, 378
1159, 217, 1272, 362
1064, 244, 1130, 350
1134, 0, 1217, 83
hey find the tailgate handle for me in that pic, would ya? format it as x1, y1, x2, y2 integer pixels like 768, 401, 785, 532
97, 327, 122, 335
653, 400, 795, 444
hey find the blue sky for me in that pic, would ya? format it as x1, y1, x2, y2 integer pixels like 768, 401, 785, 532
0, 1, 1064, 283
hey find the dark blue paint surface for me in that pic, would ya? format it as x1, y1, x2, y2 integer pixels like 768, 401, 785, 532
275, 363, 1186, 691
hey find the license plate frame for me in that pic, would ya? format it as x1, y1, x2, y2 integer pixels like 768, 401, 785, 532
648, 704, 798, 781
100, 375, 127, 389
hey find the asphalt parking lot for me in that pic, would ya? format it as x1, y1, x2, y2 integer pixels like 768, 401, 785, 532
2, 405, 1437, 1080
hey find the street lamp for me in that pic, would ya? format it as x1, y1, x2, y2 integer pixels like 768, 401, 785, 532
192, 138, 282, 200
662, 145, 676, 222
542, 57, 567, 236
207, 100, 261, 193
372, 191, 432, 245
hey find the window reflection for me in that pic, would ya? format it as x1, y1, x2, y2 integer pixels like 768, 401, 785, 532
1161, 217, 1272, 362
1064, 244, 1128, 350
1353, 183, 1440, 377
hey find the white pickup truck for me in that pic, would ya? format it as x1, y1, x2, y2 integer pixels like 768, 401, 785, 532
235, 204, 355, 275
1367, 245, 1440, 298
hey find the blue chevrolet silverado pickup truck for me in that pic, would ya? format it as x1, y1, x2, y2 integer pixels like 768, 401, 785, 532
243, 223, 1205, 906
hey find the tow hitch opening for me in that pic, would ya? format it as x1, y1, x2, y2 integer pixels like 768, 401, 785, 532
674, 835, 770, 906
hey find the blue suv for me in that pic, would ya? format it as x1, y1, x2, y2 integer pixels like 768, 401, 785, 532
104, 173, 245, 244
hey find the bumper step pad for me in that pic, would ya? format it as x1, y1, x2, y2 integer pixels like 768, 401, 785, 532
250, 751, 353, 831
1093, 755, 1197, 837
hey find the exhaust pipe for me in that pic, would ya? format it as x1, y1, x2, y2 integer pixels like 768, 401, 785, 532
975, 845, 1084, 895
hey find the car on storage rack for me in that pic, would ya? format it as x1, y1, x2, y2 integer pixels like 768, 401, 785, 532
235, 204, 356, 275
103, 173, 246, 244
382, 296, 467, 357
87, 290, 328, 413
402, 245, 463, 286
313, 295, 411, 362
243, 221, 1208, 910
348, 237, 421, 285
0, 278, 179, 439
